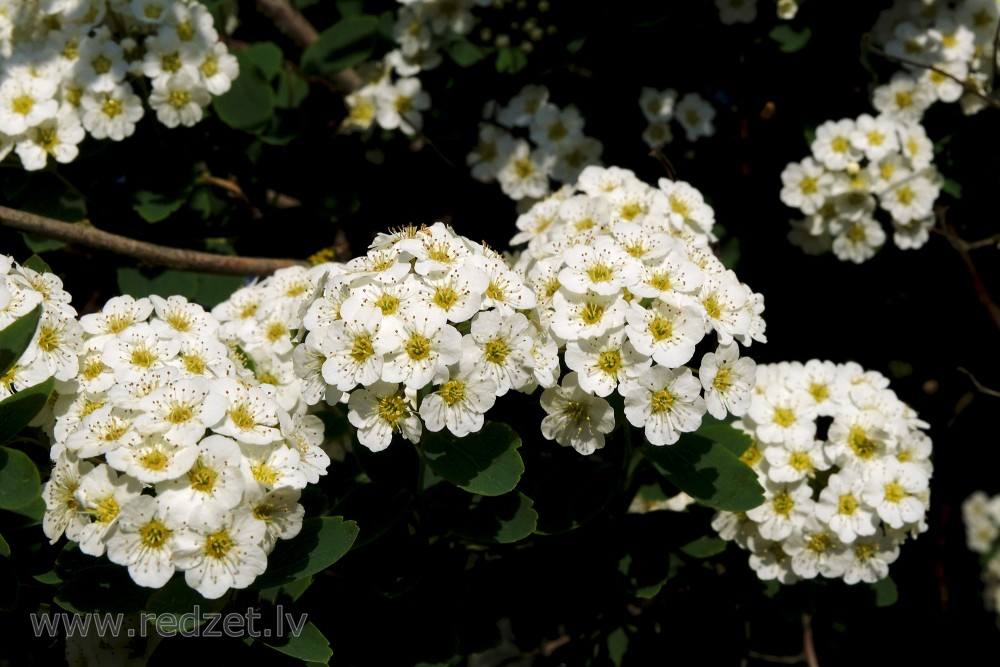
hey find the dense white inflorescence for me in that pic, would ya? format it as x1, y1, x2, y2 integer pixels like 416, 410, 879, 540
712, 360, 932, 584
780, 113, 943, 262
509, 164, 766, 455
0, 0, 238, 170
41, 277, 334, 599
962, 491, 1000, 615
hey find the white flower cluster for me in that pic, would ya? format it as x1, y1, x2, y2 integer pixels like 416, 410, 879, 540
639, 87, 716, 149
0, 257, 81, 402
343, 0, 489, 136
295, 222, 555, 452
712, 360, 932, 585
780, 113, 942, 263
0, 0, 237, 170
509, 165, 766, 455
467, 84, 604, 201
871, 0, 998, 117
962, 491, 1000, 614
42, 291, 331, 599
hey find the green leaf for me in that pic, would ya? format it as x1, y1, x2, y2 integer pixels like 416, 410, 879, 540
20, 233, 67, 253
643, 433, 764, 512
0, 303, 41, 378
680, 536, 727, 558
445, 39, 488, 67
34, 570, 62, 585
15, 174, 86, 222
301, 15, 379, 76
0, 532, 9, 557
942, 178, 963, 200
0, 377, 54, 444
244, 41, 284, 81
275, 69, 310, 109
132, 189, 187, 223
607, 627, 628, 667
0, 446, 42, 510
118, 266, 198, 301
117, 268, 244, 309
421, 422, 524, 497
264, 620, 332, 663
769, 25, 811, 53
335, 0, 364, 16
259, 575, 313, 605
8, 495, 45, 524
694, 416, 753, 458
873, 576, 898, 607
436, 491, 538, 544
22, 255, 51, 273
214, 51, 277, 132
253, 516, 359, 589
495, 46, 528, 73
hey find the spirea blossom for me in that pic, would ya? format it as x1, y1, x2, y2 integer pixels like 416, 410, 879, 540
42, 285, 332, 599
467, 85, 604, 201
712, 360, 932, 585
295, 222, 548, 451
509, 165, 766, 454
0, 0, 238, 171
962, 491, 1000, 616
780, 113, 943, 262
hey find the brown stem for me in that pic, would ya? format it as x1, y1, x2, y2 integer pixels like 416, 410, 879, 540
0, 205, 306, 276
199, 173, 262, 220
801, 614, 819, 667
863, 35, 1000, 110
255, 0, 361, 93
937, 210, 1000, 334
957, 367, 1000, 399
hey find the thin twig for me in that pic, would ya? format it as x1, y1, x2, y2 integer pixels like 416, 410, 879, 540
255, 0, 361, 93
0, 205, 306, 276
863, 35, 1000, 111
936, 209, 1000, 334
801, 614, 819, 667
199, 173, 262, 220
957, 367, 1000, 399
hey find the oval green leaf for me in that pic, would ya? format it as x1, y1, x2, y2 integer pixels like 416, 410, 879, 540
421, 422, 524, 497
213, 51, 276, 132
263, 620, 332, 663
0, 304, 41, 378
0, 446, 41, 510
0, 377, 55, 444
642, 432, 764, 512
252, 516, 359, 589
301, 15, 379, 76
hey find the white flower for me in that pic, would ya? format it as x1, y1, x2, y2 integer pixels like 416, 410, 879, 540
375, 76, 431, 135
639, 87, 677, 123
623, 366, 705, 446
461, 310, 536, 396
539, 372, 615, 455
861, 460, 929, 529
244, 486, 304, 553
173, 503, 268, 599
149, 71, 211, 127
74, 463, 142, 556
699, 344, 756, 419
134, 377, 228, 446
42, 453, 93, 544
376, 310, 462, 390
212, 378, 282, 445
155, 434, 245, 508
80, 83, 144, 141
419, 369, 497, 437
814, 469, 878, 543
0, 73, 58, 136
106, 495, 186, 588
674, 93, 716, 141
497, 140, 555, 201
565, 327, 649, 398
347, 380, 422, 451
811, 118, 862, 170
